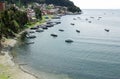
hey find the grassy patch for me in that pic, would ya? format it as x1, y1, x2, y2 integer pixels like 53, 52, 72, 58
24, 15, 53, 28
0, 74, 9, 79
0, 64, 9, 79
0, 64, 7, 70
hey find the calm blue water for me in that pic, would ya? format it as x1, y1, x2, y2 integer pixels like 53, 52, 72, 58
14, 9, 120, 79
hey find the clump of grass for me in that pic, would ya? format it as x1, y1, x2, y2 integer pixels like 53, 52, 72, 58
0, 74, 9, 79
0, 64, 10, 79
24, 14, 53, 28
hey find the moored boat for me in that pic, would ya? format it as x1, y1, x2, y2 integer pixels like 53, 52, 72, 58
36, 29, 44, 32
55, 21, 61, 24
76, 30, 80, 33
30, 27, 38, 30
26, 42, 35, 45
26, 35, 36, 39
59, 29, 64, 32
104, 29, 110, 32
88, 21, 92, 23
71, 23, 75, 25
65, 39, 74, 43
40, 26, 48, 30
50, 34, 58, 37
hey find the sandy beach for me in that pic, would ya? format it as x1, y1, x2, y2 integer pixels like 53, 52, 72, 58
0, 15, 53, 79
0, 39, 37, 79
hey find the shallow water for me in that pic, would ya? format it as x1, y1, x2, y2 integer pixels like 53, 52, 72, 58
14, 9, 120, 79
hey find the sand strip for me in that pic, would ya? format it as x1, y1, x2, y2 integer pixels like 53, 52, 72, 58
0, 39, 38, 79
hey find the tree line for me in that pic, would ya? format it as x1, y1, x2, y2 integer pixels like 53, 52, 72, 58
45, 0, 81, 13
3, 0, 81, 13
0, 6, 28, 39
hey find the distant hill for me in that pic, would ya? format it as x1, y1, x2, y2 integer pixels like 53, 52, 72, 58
45, 0, 81, 13
1, 0, 81, 13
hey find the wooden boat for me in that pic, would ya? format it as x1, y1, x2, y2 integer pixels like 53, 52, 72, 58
88, 21, 92, 23
46, 24, 54, 27
51, 34, 58, 37
28, 30, 35, 33
36, 29, 44, 32
55, 21, 61, 24
104, 29, 110, 32
71, 23, 75, 25
30, 27, 38, 30
26, 35, 36, 39
77, 17, 81, 20
52, 16, 61, 19
26, 42, 35, 45
65, 39, 74, 43
76, 30, 80, 33
90, 17, 94, 18
85, 18, 88, 21
46, 21, 53, 24
98, 17, 102, 18
41, 26, 48, 29
73, 18, 76, 20
59, 29, 64, 32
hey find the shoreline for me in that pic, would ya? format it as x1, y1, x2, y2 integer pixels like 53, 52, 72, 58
0, 14, 57, 79
0, 39, 38, 79
0, 16, 49, 79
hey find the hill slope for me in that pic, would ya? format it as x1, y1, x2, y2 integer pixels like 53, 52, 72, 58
2, 0, 81, 12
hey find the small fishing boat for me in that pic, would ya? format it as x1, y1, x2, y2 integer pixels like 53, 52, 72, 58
52, 16, 61, 19
55, 21, 61, 24
46, 21, 53, 24
104, 29, 110, 32
59, 29, 64, 32
51, 34, 58, 37
90, 17, 94, 19
41, 26, 48, 29
76, 30, 80, 33
73, 18, 76, 20
36, 29, 44, 32
71, 23, 75, 25
98, 17, 102, 18
28, 30, 35, 33
85, 18, 88, 21
46, 24, 54, 27
30, 27, 38, 30
26, 42, 35, 45
65, 39, 74, 43
26, 35, 36, 39
88, 21, 92, 23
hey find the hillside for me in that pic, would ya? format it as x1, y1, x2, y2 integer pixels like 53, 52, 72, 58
45, 0, 81, 13
2, 0, 81, 13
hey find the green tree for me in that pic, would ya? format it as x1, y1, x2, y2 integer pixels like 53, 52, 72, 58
34, 8, 42, 20
0, 6, 28, 38
4, 0, 81, 13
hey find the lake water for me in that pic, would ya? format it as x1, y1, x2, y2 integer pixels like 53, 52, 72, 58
14, 9, 120, 79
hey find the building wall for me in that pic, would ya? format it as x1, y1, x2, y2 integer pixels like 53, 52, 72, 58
0, 2, 5, 11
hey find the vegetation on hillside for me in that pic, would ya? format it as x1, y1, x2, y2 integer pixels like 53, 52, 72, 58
0, 0, 81, 42
0, 6, 28, 38
34, 7, 42, 20
3, 0, 81, 13
45, 0, 81, 12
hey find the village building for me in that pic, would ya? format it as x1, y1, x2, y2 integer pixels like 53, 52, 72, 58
27, 8, 37, 22
0, 2, 5, 11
